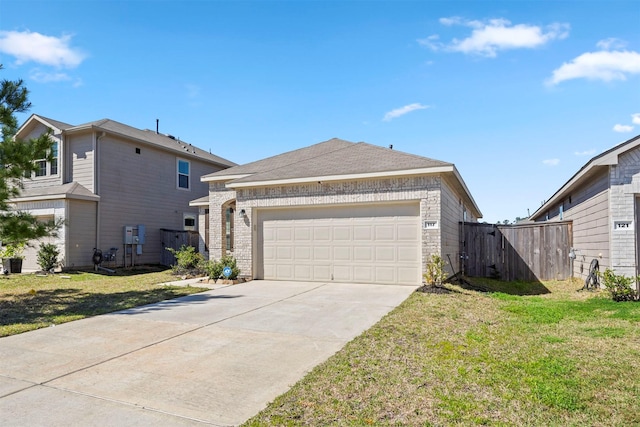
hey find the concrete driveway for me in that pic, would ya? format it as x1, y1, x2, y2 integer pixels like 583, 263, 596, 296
0, 280, 416, 426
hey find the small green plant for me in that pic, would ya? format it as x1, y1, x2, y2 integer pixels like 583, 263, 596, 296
165, 245, 205, 276
206, 254, 240, 280
0, 242, 26, 260
37, 243, 60, 271
424, 253, 447, 286
600, 268, 638, 302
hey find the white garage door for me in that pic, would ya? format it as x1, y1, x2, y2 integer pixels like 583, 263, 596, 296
258, 203, 421, 285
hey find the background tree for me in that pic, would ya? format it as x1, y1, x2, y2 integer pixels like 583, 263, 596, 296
0, 65, 58, 245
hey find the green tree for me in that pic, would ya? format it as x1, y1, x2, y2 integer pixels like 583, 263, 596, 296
0, 65, 58, 245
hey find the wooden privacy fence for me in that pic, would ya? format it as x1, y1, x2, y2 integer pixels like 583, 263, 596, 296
160, 228, 200, 267
461, 221, 573, 281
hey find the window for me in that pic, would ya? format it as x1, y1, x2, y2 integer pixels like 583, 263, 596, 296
50, 142, 58, 175
177, 159, 190, 189
31, 141, 58, 178
183, 213, 196, 231
225, 207, 234, 252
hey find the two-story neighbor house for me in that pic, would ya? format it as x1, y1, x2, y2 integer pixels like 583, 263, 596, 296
12, 114, 235, 271
530, 134, 640, 285
191, 138, 481, 285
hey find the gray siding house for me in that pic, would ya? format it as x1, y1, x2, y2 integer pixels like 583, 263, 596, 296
192, 138, 482, 285
530, 134, 640, 284
12, 114, 235, 271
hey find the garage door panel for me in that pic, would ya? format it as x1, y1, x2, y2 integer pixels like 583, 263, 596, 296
332, 265, 351, 281
313, 265, 331, 281
375, 225, 395, 240
353, 246, 373, 261
375, 246, 396, 262
333, 226, 351, 240
397, 224, 419, 240
276, 246, 293, 261
353, 226, 372, 241
261, 204, 420, 285
314, 227, 331, 240
398, 267, 420, 283
295, 227, 312, 241
375, 267, 395, 283
398, 246, 420, 262
294, 265, 312, 280
294, 246, 311, 261
314, 246, 331, 261
276, 227, 293, 241
333, 246, 351, 261
276, 264, 293, 280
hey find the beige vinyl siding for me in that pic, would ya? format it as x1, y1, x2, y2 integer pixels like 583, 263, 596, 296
67, 132, 95, 192
439, 179, 465, 276
561, 169, 610, 278
20, 122, 62, 190
97, 134, 222, 265
67, 199, 98, 268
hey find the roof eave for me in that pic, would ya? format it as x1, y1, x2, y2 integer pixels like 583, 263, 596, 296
10, 193, 101, 203
202, 174, 252, 183
225, 166, 456, 188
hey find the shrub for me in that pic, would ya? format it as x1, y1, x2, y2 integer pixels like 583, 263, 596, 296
424, 253, 447, 286
0, 242, 26, 259
37, 243, 60, 272
600, 268, 638, 302
165, 245, 205, 276
206, 254, 240, 280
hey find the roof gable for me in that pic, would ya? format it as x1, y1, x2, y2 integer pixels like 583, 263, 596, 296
230, 141, 452, 184
24, 115, 236, 168
530, 134, 640, 220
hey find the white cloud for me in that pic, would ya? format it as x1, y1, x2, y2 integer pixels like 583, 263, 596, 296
0, 30, 85, 68
383, 103, 429, 122
543, 158, 560, 166
613, 124, 634, 133
29, 69, 71, 83
420, 17, 569, 57
574, 149, 596, 156
596, 38, 627, 50
547, 40, 640, 85
632, 113, 640, 125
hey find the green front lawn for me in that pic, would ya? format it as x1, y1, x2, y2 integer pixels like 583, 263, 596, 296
0, 266, 207, 337
245, 278, 640, 426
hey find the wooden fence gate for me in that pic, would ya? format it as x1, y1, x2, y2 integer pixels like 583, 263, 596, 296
461, 221, 573, 281
160, 228, 200, 267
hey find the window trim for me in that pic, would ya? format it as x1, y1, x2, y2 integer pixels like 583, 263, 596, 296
177, 158, 191, 190
30, 141, 59, 179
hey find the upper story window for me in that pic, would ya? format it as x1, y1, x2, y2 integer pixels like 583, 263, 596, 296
177, 158, 190, 190
31, 141, 59, 178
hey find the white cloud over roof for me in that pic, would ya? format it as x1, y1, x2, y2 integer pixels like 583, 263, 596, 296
547, 41, 640, 85
420, 17, 569, 57
0, 30, 86, 68
613, 124, 634, 133
383, 103, 429, 122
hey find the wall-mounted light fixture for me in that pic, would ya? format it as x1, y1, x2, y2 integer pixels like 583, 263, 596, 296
239, 208, 246, 217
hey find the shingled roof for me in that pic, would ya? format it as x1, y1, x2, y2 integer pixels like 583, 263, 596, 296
203, 138, 452, 185
31, 115, 236, 168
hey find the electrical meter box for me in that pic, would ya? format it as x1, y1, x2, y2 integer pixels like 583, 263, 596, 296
123, 225, 146, 244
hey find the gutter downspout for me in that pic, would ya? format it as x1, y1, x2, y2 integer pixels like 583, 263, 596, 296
95, 131, 106, 254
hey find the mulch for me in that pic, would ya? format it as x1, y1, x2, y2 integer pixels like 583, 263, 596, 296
416, 284, 453, 294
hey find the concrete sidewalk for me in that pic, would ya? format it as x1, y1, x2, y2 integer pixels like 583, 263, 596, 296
0, 280, 416, 426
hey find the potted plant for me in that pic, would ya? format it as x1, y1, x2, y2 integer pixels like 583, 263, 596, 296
0, 242, 26, 274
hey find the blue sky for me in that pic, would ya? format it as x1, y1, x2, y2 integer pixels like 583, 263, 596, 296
1, 0, 639, 223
